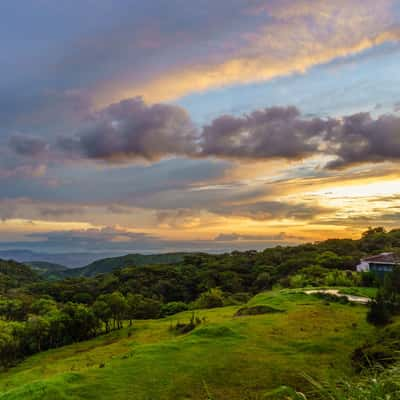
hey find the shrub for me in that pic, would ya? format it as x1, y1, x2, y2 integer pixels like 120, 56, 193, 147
367, 295, 391, 327
193, 288, 224, 309
234, 305, 283, 317
353, 320, 400, 369
170, 313, 201, 334
161, 301, 188, 317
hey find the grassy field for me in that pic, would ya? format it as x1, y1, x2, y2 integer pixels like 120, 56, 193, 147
0, 289, 375, 400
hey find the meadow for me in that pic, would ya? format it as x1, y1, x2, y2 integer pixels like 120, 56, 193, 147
0, 289, 375, 400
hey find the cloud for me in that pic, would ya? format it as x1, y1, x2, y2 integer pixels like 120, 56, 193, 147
39, 206, 85, 218
326, 112, 400, 169
9, 134, 48, 157
212, 201, 332, 221
5, 95, 400, 177
214, 232, 305, 242
0, 163, 47, 180
200, 106, 337, 160
108, 0, 399, 103
26, 226, 156, 251
0, 200, 17, 221
0, 224, 305, 254
42, 100, 400, 170
394, 102, 400, 112
58, 97, 197, 162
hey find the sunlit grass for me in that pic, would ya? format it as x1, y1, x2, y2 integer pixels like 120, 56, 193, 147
0, 289, 375, 400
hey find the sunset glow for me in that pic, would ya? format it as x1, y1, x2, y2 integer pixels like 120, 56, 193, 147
1, 0, 400, 254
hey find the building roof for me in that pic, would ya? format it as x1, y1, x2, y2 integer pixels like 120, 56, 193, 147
363, 252, 400, 264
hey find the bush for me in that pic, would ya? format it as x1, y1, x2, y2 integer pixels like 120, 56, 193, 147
313, 292, 350, 305
353, 321, 400, 369
361, 271, 379, 287
234, 305, 283, 317
283, 365, 400, 399
192, 288, 224, 309
161, 301, 188, 317
367, 295, 391, 327
170, 313, 201, 334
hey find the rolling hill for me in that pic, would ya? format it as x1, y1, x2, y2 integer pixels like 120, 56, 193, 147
0, 289, 374, 399
63, 253, 188, 278
0, 259, 41, 292
27, 261, 69, 280
0, 250, 120, 269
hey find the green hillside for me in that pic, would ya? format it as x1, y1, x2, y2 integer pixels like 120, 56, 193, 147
2, 228, 400, 398
64, 253, 188, 278
0, 259, 40, 293
28, 261, 69, 280
0, 289, 374, 400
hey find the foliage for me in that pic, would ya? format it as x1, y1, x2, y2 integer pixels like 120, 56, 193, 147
170, 312, 202, 334
161, 301, 188, 317
353, 320, 400, 369
366, 266, 400, 327
0, 289, 374, 400
1, 226, 400, 371
192, 288, 225, 309
367, 294, 391, 326
64, 253, 186, 278
284, 366, 400, 400
234, 304, 283, 316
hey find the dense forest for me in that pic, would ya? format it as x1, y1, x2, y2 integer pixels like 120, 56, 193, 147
0, 227, 399, 370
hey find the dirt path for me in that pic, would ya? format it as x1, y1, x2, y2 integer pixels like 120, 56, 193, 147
304, 289, 371, 304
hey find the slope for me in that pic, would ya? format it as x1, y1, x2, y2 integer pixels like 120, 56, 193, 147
0, 289, 373, 399
27, 261, 69, 281
64, 253, 188, 278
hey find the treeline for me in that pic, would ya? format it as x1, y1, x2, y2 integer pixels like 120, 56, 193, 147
1, 227, 400, 369
27, 227, 400, 305
0, 291, 179, 369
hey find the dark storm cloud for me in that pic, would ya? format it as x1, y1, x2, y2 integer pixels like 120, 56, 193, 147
9, 134, 48, 157
58, 98, 197, 162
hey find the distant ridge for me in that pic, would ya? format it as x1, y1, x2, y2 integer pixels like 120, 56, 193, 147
64, 253, 187, 278
27, 261, 69, 280
0, 250, 120, 268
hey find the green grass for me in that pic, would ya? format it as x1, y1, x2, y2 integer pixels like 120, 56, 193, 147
0, 289, 375, 399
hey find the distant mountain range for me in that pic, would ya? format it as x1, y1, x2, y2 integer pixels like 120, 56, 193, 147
63, 253, 186, 278
0, 250, 120, 268
27, 261, 69, 280
0, 250, 187, 279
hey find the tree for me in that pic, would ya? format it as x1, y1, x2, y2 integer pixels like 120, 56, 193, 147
105, 292, 128, 329
25, 316, 50, 352
93, 297, 112, 332
194, 288, 224, 309
126, 294, 161, 322
31, 298, 57, 316
0, 299, 26, 321
0, 329, 19, 369
62, 302, 100, 341
161, 301, 188, 317
367, 294, 391, 326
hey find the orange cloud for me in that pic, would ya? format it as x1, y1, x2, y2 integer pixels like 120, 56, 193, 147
97, 0, 399, 105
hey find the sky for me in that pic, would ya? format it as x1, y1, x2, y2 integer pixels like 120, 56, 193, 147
1, 0, 400, 254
